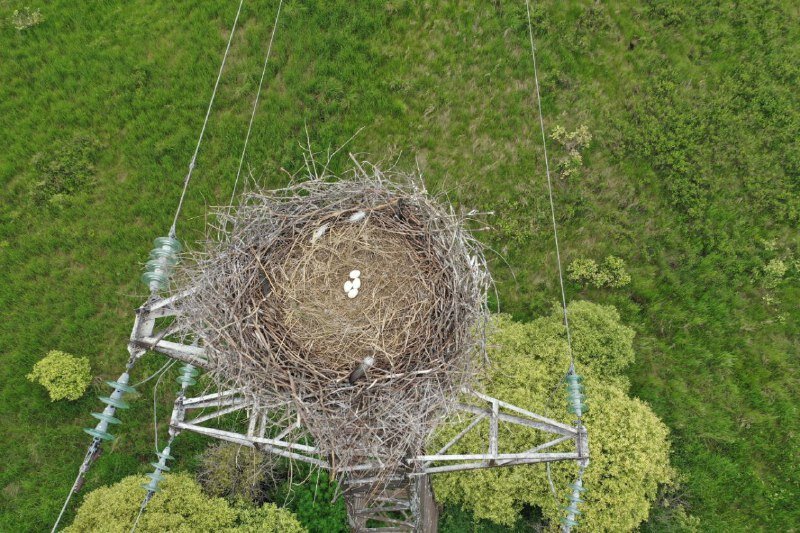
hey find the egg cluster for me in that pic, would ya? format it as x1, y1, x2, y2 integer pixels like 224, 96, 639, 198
343, 269, 362, 299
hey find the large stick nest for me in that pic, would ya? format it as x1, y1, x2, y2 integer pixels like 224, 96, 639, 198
173, 160, 490, 481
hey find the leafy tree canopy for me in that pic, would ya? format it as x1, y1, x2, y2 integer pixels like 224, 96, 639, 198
65, 473, 305, 533
431, 303, 674, 531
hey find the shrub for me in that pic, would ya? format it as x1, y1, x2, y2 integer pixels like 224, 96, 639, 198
762, 258, 787, 289
550, 125, 592, 179
26, 350, 91, 401
198, 443, 281, 504
11, 7, 44, 30
431, 311, 673, 531
276, 467, 348, 533
599, 255, 632, 288
65, 473, 235, 533
228, 501, 306, 533
568, 255, 631, 288
565, 300, 636, 378
65, 473, 305, 533
566, 257, 600, 285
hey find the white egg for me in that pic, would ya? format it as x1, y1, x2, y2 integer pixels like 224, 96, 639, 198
347, 288, 359, 299
351, 277, 361, 289
349, 269, 361, 279
344, 280, 353, 292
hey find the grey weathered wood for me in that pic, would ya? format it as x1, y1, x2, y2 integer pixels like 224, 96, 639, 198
173, 422, 329, 468
183, 388, 246, 406
186, 403, 249, 425
489, 399, 499, 461
414, 451, 579, 462
467, 389, 576, 434
132, 337, 209, 369
414, 474, 438, 533
413, 452, 581, 475
456, 403, 575, 436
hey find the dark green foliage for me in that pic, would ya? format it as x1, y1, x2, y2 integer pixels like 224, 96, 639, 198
439, 504, 542, 532
275, 468, 348, 533
197, 443, 284, 505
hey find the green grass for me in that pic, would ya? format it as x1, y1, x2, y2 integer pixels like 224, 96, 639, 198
1, 0, 798, 530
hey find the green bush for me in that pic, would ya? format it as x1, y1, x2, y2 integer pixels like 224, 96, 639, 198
568, 255, 631, 288
229, 501, 307, 533
431, 311, 674, 531
276, 467, 348, 533
762, 258, 788, 289
198, 442, 282, 504
565, 300, 636, 378
26, 350, 91, 401
64, 473, 305, 533
550, 124, 592, 179
598, 255, 632, 288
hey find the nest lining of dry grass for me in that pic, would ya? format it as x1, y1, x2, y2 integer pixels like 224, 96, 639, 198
172, 160, 490, 486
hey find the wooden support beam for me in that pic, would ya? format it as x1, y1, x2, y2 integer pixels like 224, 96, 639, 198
412, 452, 582, 475
131, 337, 210, 369
174, 422, 329, 468
489, 399, 499, 462
467, 389, 576, 434
183, 388, 245, 406
414, 451, 580, 462
186, 403, 249, 425
423, 414, 484, 468
456, 403, 575, 436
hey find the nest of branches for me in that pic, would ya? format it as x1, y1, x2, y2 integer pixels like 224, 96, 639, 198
173, 160, 490, 485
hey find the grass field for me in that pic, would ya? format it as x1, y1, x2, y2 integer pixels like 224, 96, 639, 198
1, 0, 798, 530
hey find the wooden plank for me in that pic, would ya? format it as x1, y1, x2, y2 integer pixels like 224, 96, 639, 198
415, 474, 438, 533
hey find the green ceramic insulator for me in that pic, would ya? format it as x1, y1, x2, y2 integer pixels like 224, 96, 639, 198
99, 395, 129, 410
91, 412, 121, 425
150, 462, 171, 472
561, 517, 580, 527
84, 428, 115, 441
106, 380, 136, 394
141, 479, 161, 493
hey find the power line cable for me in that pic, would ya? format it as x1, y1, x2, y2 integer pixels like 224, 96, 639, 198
524, 0, 575, 371
523, 9, 588, 532
228, 0, 285, 210
131, 359, 176, 388
170, 0, 247, 238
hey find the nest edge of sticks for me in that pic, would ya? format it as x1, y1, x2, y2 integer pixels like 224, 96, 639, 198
173, 161, 491, 486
